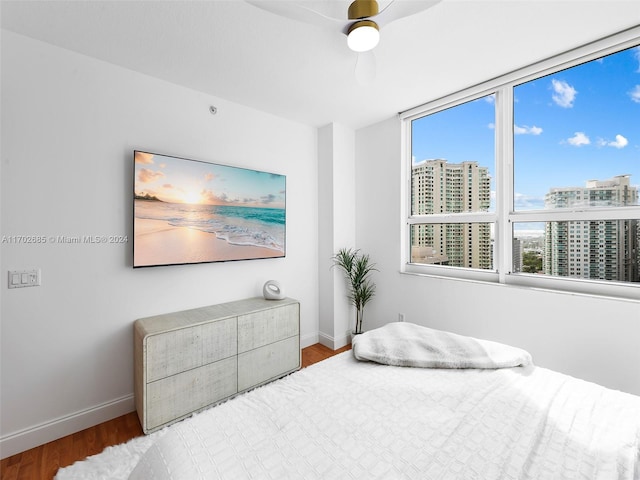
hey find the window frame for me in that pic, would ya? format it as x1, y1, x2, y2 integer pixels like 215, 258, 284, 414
400, 26, 640, 301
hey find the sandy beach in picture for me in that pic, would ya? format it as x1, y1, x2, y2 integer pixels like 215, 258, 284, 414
134, 218, 282, 267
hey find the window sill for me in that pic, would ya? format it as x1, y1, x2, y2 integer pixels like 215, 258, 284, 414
401, 264, 640, 303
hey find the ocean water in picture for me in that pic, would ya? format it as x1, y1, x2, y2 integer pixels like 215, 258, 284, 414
135, 199, 285, 253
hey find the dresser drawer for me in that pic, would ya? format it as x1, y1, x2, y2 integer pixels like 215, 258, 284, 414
145, 356, 237, 432
146, 317, 237, 382
237, 335, 300, 391
237, 303, 299, 353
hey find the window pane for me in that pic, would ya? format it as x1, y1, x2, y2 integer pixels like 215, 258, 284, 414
410, 223, 494, 270
513, 221, 640, 283
411, 96, 495, 215
514, 45, 640, 211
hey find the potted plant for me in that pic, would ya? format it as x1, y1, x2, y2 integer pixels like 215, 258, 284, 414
332, 247, 377, 335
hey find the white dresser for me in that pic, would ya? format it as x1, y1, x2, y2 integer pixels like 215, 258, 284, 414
134, 297, 300, 433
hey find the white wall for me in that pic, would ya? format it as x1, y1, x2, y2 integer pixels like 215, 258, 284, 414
0, 31, 318, 457
318, 123, 356, 349
355, 117, 640, 396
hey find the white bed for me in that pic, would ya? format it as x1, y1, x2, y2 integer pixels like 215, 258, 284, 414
56, 325, 640, 480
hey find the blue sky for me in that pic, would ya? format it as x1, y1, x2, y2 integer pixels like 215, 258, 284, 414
412, 44, 640, 212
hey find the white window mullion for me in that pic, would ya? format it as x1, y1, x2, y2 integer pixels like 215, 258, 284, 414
399, 115, 412, 273
408, 212, 497, 225
496, 86, 514, 282
510, 208, 640, 223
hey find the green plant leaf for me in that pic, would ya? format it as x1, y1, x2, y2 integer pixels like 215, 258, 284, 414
331, 248, 377, 331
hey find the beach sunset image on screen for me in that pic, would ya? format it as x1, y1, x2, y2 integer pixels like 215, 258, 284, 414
133, 151, 286, 267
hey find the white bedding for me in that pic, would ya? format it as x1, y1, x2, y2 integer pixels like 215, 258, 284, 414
352, 322, 532, 368
58, 351, 640, 480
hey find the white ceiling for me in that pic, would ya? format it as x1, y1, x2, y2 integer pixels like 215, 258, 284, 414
2, 0, 640, 129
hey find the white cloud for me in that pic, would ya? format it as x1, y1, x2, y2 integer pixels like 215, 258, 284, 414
634, 46, 640, 73
567, 132, 590, 146
551, 79, 577, 108
611, 135, 629, 148
514, 124, 543, 135
598, 134, 629, 149
629, 85, 640, 103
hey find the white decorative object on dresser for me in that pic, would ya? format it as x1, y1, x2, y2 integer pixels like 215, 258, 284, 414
134, 297, 300, 434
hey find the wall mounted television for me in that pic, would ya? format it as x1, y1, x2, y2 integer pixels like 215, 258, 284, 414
133, 150, 286, 268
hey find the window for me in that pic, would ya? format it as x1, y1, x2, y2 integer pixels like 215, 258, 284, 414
408, 96, 496, 275
402, 28, 640, 299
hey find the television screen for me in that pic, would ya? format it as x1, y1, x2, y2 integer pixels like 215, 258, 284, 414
133, 151, 286, 268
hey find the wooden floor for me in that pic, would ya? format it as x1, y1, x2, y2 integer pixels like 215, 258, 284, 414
0, 343, 351, 480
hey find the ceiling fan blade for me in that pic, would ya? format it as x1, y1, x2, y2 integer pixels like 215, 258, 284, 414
373, 0, 442, 29
246, 0, 346, 32
354, 50, 377, 86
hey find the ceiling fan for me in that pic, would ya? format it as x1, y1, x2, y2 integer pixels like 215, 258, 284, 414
247, 0, 442, 82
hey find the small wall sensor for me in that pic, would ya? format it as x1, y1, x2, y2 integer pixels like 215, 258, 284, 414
209, 105, 217, 115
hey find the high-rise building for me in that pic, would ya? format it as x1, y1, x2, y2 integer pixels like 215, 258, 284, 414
543, 175, 639, 282
411, 159, 491, 268
512, 238, 523, 273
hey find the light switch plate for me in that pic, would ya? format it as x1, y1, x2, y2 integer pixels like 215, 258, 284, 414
8, 269, 40, 288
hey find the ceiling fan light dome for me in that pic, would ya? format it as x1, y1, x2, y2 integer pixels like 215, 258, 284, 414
347, 20, 379, 52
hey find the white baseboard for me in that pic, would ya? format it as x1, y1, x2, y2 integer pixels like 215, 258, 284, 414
318, 330, 350, 350
300, 331, 319, 349
0, 394, 135, 459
